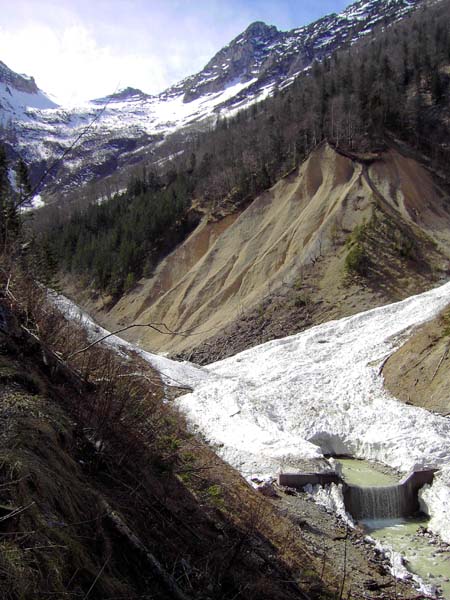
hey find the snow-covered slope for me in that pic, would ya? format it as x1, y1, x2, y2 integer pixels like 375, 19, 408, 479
57, 280, 450, 543
0, 60, 57, 122
0, 0, 425, 196
172, 280, 450, 542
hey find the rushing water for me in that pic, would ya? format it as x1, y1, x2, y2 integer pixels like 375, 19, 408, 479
337, 457, 408, 520
365, 517, 450, 599
337, 458, 450, 599
348, 485, 408, 520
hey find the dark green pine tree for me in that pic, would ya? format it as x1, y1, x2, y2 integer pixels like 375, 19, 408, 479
16, 158, 32, 206
0, 145, 13, 246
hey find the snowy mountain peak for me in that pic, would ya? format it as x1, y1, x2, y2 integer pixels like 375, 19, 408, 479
170, 0, 425, 105
241, 21, 279, 40
0, 60, 58, 123
92, 86, 152, 104
172, 20, 282, 103
0, 0, 427, 195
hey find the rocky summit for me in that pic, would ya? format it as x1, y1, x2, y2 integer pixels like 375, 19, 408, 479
0, 0, 425, 198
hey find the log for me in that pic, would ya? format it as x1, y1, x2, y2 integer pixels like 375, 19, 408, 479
99, 499, 192, 600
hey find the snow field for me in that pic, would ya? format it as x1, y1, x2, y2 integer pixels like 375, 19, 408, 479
55, 282, 450, 543
175, 281, 450, 542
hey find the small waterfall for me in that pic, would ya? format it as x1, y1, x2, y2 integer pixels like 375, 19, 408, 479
345, 484, 410, 520
279, 464, 435, 522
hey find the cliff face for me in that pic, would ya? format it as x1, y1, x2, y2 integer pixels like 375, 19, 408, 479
0, 60, 57, 117
0, 60, 39, 94
181, 21, 281, 102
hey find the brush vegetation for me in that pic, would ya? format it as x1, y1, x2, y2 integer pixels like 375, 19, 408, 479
0, 253, 346, 599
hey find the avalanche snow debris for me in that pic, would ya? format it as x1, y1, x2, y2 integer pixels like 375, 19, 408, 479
172, 281, 450, 543
55, 281, 450, 546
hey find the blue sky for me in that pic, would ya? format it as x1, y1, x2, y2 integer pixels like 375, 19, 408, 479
0, 1, 350, 104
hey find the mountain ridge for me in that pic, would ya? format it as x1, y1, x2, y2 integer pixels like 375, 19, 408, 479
0, 0, 427, 198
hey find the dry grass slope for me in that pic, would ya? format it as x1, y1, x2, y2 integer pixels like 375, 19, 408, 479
383, 307, 450, 416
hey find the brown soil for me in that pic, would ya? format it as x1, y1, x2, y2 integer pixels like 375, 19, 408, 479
383, 307, 450, 415
65, 143, 450, 364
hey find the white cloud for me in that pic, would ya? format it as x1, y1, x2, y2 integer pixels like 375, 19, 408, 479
0, 1, 251, 104
0, 22, 173, 105
0, 0, 350, 105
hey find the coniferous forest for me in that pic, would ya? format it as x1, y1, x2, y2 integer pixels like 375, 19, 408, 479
48, 0, 450, 296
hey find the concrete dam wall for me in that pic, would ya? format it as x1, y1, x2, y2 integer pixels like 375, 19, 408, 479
278, 470, 436, 520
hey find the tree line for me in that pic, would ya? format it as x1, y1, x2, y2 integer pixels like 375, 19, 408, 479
50, 170, 196, 295
46, 0, 450, 296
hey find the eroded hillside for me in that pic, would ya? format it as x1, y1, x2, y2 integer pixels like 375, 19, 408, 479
383, 306, 450, 415
69, 143, 450, 361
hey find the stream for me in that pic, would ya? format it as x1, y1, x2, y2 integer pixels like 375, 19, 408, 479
337, 458, 450, 598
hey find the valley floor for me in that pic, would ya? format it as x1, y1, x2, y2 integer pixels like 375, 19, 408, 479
57, 279, 450, 597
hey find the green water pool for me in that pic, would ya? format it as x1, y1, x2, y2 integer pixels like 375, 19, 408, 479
336, 456, 400, 487
335, 458, 450, 598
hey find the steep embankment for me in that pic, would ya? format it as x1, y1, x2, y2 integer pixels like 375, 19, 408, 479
383, 307, 450, 415
2, 269, 425, 600
72, 143, 450, 359
0, 290, 332, 600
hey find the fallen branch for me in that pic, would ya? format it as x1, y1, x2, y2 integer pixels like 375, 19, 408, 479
63, 311, 223, 362
65, 320, 202, 361
65, 323, 169, 360
0, 501, 35, 523
99, 499, 192, 600
82, 557, 109, 600
377, 353, 391, 376
20, 324, 88, 394
338, 524, 349, 600
117, 371, 192, 392
430, 341, 450, 382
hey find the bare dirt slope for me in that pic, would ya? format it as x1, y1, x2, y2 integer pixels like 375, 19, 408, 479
383, 308, 450, 415
70, 143, 450, 359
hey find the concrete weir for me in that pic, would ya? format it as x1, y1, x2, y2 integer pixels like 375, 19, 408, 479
278, 469, 436, 520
